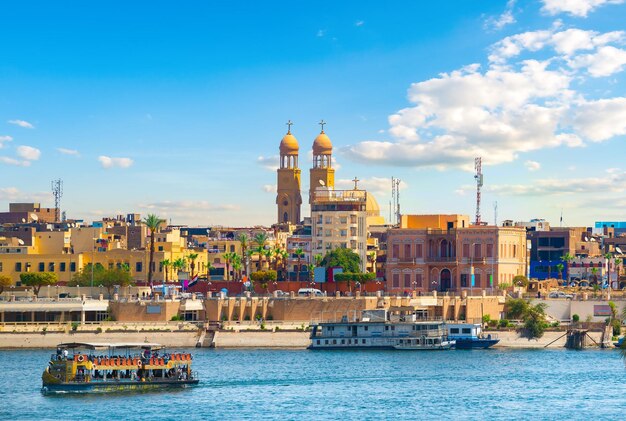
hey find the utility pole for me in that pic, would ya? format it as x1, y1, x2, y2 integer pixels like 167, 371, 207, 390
51, 179, 63, 223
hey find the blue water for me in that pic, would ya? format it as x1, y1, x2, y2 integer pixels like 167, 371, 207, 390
0, 348, 624, 420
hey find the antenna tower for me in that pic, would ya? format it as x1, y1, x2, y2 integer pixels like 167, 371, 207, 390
391, 177, 401, 226
494, 201, 498, 227
51, 179, 63, 223
474, 157, 483, 225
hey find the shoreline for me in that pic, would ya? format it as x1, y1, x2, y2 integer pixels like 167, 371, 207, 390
0, 329, 608, 349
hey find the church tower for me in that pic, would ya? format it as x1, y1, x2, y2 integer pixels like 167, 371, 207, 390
309, 120, 335, 204
276, 121, 302, 224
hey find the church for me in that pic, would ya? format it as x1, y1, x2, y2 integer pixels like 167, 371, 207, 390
276, 121, 384, 274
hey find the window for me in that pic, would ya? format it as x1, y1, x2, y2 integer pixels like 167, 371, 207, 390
462, 328, 471, 334
340, 229, 347, 237
317, 340, 321, 345
404, 273, 411, 288
392, 273, 400, 288
70, 262, 76, 272
339, 216, 348, 224
463, 243, 470, 258
404, 244, 411, 259
364, 326, 368, 331
362, 339, 366, 344
450, 328, 460, 334
108, 263, 114, 270
415, 273, 423, 288
474, 274, 481, 287
0, 262, 2, 272
48, 262, 55, 271
15, 262, 22, 272
60, 262, 66, 272
415, 244, 423, 258
461, 274, 468, 287
38, 262, 45, 272
474, 243, 482, 258
136, 262, 143, 272
392, 244, 400, 259
486, 244, 493, 258
158, 246, 164, 252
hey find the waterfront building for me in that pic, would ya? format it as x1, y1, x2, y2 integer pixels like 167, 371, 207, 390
311, 188, 368, 272
385, 214, 527, 294
285, 234, 312, 281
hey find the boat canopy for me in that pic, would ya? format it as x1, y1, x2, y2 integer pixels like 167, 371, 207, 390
56, 342, 163, 350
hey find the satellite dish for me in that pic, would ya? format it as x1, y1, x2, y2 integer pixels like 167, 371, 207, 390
319, 180, 325, 186
617, 246, 623, 254
584, 236, 589, 242
31, 213, 38, 221
21, 218, 26, 223
17, 239, 24, 245
591, 238, 596, 242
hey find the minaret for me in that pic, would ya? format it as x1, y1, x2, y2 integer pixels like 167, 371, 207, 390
309, 120, 335, 204
276, 120, 302, 224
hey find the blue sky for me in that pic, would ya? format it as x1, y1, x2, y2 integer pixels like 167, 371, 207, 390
1, 0, 626, 227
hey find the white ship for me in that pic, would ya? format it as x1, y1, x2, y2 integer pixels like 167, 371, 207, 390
309, 308, 455, 350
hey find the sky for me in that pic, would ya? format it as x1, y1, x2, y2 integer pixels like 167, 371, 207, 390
1, 0, 626, 227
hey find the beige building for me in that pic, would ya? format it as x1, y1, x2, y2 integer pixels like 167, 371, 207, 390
386, 215, 527, 294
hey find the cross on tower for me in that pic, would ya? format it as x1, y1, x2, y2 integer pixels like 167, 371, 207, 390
286, 120, 293, 134
352, 177, 360, 190
319, 119, 326, 133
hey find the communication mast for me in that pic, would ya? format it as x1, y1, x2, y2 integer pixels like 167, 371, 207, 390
474, 157, 483, 225
494, 201, 498, 227
391, 177, 401, 226
51, 179, 63, 223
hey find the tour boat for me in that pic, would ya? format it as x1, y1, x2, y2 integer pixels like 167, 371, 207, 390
447, 323, 500, 349
41, 342, 199, 394
309, 308, 454, 350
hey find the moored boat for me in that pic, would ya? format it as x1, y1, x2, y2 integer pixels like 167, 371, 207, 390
41, 342, 199, 394
309, 308, 454, 351
447, 323, 499, 349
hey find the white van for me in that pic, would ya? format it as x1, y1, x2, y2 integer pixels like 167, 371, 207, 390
297, 288, 323, 297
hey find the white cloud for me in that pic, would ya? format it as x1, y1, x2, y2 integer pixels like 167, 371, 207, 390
57, 147, 80, 156
525, 160, 541, 171
137, 200, 239, 223
7, 119, 34, 129
317, 29, 326, 37
98, 155, 133, 169
16, 145, 41, 161
342, 22, 626, 171
569, 45, 626, 77
0, 135, 12, 148
484, 0, 516, 31
0, 157, 28, 166
257, 155, 279, 171
0, 187, 52, 201
262, 184, 277, 193
355, 20, 365, 27
541, 0, 624, 17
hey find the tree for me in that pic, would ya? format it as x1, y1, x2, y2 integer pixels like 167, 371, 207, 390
70, 263, 105, 287
232, 256, 242, 281
252, 232, 269, 270
591, 267, 599, 285
161, 259, 172, 282
561, 252, 575, 282
250, 270, 277, 292
512, 275, 529, 288
172, 257, 187, 280
223, 252, 236, 281
556, 263, 564, 280
144, 214, 164, 287
20, 272, 58, 296
187, 253, 199, 279
295, 247, 305, 283
0, 275, 13, 296
321, 248, 360, 273
369, 252, 377, 275
308, 264, 316, 283
523, 302, 548, 339
334, 272, 375, 293
237, 232, 249, 275
505, 298, 529, 320
99, 265, 134, 297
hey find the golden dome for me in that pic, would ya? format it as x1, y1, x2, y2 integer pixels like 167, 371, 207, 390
312, 132, 333, 155
280, 133, 299, 155
366, 193, 381, 217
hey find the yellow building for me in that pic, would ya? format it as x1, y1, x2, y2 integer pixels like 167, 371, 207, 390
309, 124, 335, 204
276, 124, 302, 225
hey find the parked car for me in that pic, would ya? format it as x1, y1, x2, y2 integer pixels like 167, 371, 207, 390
548, 291, 573, 299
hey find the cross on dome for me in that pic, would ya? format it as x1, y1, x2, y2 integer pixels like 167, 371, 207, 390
319, 119, 326, 133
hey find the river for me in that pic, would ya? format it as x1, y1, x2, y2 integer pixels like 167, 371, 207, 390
1, 348, 624, 420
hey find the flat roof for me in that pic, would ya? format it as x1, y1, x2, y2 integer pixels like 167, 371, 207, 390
57, 342, 162, 349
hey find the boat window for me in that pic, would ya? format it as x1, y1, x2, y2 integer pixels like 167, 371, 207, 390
317, 340, 320, 345
462, 328, 471, 334
362, 339, 366, 344
385, 326, 389, 331
333, 340, 337, 344
341, 339, 345, 344
391, 326, 395, 331
450, 328, 460, 334
325, 340, 329, 344
364, 326, 368, 331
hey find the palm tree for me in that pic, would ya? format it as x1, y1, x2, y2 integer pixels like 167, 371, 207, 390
187, 252, 199, 278
161, 259, 172, 282
253, 232, 269, 270
237, 233, 249, 275
272, 247, 283, 271
223, 252, 236, 281
295, 248, 305, 283
369, 251, 377, 275
172, 257, 187, 281
561, 252, 575, 284
143, 214, 164, 287
262, 248, 273, 271
556, 263, 564, 280
232, 257, 242, 281
591, 267, 599, 285
308, 264, 315, 283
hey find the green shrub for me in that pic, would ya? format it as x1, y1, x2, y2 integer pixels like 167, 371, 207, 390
71, 322, 79, 332
572, 314, 580, 323
170, 315, 183, 321
498, 319, 510, 328
551, 321, 560, 328
611, 319, 621, 336
255, 314, 262, 321
244, 315, 251, 321
96, 327, 103, 334
482, 315, 491, 324
488, 320, 498, 328
260, 323, 266, 330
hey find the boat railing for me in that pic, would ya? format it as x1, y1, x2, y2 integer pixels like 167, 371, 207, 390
408, 329, 447, 338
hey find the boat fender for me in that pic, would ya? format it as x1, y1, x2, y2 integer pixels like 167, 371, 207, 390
137, 361, 142, 369
77, 355, 85, 363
